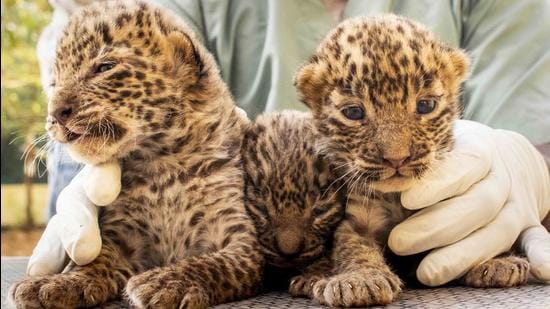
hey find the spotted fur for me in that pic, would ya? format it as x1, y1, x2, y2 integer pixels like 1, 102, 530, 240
293, 15, 528, 307
242, 111, 345, 273
9, 1, 263, 308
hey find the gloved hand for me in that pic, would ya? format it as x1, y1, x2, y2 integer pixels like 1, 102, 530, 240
27, 161, 121, 276
388, 120, 550, 286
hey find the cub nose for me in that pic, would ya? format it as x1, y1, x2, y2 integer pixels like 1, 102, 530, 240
275, 229, 304, 259
52, 105, 74, 125
382, 154, 410, 169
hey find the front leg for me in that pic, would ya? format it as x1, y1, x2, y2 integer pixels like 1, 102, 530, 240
9, 245, 133, 308
312, 203, 402, 307
126, 234, 264, 309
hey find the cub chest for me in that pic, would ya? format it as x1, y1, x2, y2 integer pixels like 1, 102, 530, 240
346, 192, 412, 244
98, 183, 216, 269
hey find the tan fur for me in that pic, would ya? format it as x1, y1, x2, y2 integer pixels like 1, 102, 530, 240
293, 15, 528, 307
10, 1, 263, 308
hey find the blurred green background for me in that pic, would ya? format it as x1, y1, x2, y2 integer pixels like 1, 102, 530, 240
2, 0, 52, 233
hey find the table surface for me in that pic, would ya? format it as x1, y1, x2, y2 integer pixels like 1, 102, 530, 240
2, 257, 549, 308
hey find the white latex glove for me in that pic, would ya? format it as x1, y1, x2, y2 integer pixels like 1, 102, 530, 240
388, 120, 550, 286
235, 106, 249, 123
27, 161, 121, 276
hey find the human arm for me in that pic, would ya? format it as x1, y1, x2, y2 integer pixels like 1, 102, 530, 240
459, 0, 550, 145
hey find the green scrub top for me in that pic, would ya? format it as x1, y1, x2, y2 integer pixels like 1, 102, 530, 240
154, 0, 550, 144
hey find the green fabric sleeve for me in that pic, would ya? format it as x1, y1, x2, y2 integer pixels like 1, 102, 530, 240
150, 0, 207, 44
460, 0, 550, 144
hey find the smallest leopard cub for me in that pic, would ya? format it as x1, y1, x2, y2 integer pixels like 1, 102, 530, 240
241, 111, 345, 287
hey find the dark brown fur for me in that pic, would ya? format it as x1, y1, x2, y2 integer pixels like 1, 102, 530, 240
242, 111, 345, 275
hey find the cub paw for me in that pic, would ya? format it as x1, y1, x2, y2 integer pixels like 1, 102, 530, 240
126, 270, 209, 309
289, 273, 325, 298
311, 267, 402, 307
8, 277, 46, 308
9, 273, 110, 308
463, 256, 529, 288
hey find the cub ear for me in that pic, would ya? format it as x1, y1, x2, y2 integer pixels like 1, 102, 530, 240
449, 49, 470, 82
294, 56, 328, 110
165, 31, 203, 76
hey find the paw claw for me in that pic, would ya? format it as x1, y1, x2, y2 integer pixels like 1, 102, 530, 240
126, 271, 209, 309
9, 273, 111, 308
312, 268, 402, 307
289, 274, 325, 298
464, 256, 530, 288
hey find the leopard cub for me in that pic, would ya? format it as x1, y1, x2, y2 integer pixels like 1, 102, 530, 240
294, 14, 529, 307
242, 111, 345, 288
10, 1, 263, 308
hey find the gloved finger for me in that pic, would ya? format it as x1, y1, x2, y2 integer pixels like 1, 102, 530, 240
82, 160, 121, 206
235, 106, 250, 123
56, 180, 102, 265
26, 215, 68, 276
494, 130, 550, 221
389, 159, 509, 255
401, 121, 492, 210
415, 200, 522, 286
519, 225, 550, 282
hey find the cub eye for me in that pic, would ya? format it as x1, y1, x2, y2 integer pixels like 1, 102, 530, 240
95, 62, 116, 74
416, 99, 437, 114
312, 207, 326, 217
341, 106, 365, 120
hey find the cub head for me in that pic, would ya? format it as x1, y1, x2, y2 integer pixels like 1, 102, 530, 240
242, 113, 345, 268
46, 0, 222, 164
296, 15, 469, 192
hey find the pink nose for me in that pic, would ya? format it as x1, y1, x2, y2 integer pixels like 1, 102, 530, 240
383, 155, 410, 168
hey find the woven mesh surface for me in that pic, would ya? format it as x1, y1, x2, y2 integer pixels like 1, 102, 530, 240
3, 257, 549, 308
